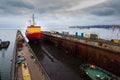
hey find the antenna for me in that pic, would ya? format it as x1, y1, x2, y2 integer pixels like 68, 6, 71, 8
32, 14, 36, 25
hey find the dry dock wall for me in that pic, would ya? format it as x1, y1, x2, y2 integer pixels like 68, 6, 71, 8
11, 31, 51, 80
43, 33, 120, 77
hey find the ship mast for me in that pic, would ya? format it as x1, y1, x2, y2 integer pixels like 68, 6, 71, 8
32, 14, 36, 26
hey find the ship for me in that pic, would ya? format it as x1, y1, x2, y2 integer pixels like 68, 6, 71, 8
0, 39, 10, 49
25, 14, 42, 42
80, 64, 120, 80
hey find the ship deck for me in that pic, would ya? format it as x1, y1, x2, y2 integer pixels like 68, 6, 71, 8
85, 67, 112, 80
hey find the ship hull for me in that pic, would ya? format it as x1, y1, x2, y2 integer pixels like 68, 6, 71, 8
26, 32, 42, 41
80, 64, 120, 80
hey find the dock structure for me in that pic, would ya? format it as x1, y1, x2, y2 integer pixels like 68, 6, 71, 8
11, 30, 50, 80
43, 32, 120, 77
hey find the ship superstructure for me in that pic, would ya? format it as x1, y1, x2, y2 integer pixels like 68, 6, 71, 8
25, 14, 42, 42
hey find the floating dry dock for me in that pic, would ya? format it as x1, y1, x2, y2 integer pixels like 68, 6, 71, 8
43, 32, 120, 77
11, 30, 50, 80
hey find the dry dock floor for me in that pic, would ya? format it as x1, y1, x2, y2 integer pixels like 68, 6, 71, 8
29, 41, 83, 80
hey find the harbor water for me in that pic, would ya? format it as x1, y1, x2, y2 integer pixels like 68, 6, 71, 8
0, 29, 17, 80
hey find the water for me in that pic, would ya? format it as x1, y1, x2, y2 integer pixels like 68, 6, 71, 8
0, 29, 17, 80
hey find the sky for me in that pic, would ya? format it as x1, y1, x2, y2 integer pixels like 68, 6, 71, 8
0, 0, 120, 29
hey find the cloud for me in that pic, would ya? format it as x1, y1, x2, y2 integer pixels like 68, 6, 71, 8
90, 8, 115, 16
7, 1, 33, 9
0, 0, 35, 15
0, 0, 120, 28
86, 0, 120, 17
66, 0, 107, 11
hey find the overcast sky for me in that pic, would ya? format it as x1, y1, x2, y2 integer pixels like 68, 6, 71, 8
0, 0, 120, 29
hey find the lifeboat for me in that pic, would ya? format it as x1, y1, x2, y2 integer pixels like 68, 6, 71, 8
25, 14, 42, 42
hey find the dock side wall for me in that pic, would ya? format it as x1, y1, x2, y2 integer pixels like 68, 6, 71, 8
43, 34, 120, 76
